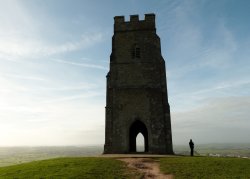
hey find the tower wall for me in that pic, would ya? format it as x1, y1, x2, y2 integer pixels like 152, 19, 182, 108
104, 14, 173, 154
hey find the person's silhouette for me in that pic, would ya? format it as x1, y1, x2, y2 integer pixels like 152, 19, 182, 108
189, 139, 194, 156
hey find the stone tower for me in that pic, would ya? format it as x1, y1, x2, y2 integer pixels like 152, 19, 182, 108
104, 14, 173, 154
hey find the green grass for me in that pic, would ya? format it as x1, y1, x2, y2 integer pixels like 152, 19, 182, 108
1, 156, 250, 178
0, 157, 138, 179
160, 156, 250, 179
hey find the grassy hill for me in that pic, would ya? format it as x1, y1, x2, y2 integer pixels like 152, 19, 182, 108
0, 156, 250, 178
160, 156, 250, 178
0, 157, 139, 179
1, 144, 249, 167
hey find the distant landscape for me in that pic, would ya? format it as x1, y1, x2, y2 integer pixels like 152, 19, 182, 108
174, 143, 250, 158
1, 143, 249, 167
0, 146, 102, 167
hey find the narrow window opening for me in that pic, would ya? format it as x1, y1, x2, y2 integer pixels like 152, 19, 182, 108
131, 49, 135, 59
131, 44, 141, 59
136, 132, 145, 152
135, 47, 140, 58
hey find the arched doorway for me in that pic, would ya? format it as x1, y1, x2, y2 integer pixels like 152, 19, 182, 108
136, 133, 144, 152
129, 120, 148, 153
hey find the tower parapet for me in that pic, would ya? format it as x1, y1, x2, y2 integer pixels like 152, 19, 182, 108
114, 14, 155, 32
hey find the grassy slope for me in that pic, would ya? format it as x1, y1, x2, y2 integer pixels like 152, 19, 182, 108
0, 157, 138, 179
160, 156, 250, 178
1, 156, 250, 178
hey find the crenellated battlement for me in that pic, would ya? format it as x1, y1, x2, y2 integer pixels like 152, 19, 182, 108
114, 14, 155, 32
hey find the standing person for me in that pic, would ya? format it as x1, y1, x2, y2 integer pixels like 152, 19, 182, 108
189, 139, 194, 156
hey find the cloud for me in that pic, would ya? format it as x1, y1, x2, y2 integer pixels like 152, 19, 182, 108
158, 1, 238, 79
0, 1, 104, 59
169, 78, 250, 113
1, 0, 249, 146
35, 32, 104, 56
2, 73, 47, 81
191, 80, 250, 96
0, 32, 104, 58
172, 96, 250, 144
37, 83, 99, 91
0, 96, 106, 146
53, 59, 108, 70
41, 92, 104, 104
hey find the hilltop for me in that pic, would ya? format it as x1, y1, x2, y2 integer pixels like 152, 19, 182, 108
0, 156, 250, 178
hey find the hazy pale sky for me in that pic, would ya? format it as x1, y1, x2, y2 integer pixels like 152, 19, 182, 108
0, 0, 249, 146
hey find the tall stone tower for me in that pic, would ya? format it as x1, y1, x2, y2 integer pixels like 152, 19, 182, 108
104, 14, 173, 154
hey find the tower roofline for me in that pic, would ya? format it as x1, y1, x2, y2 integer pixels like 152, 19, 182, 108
114, 13, 156, 32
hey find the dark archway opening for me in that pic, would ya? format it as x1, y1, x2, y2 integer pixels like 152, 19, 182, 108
136, 133, 144, 152
129, 120, 148, 153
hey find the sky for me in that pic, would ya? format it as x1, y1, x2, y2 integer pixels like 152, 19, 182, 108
0, 0, 250, 146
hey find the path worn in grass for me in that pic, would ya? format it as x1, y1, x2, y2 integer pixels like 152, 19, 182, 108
118, 158, 173, 179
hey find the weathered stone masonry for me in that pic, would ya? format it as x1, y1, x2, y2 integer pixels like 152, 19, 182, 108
104, 14, 173, 154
